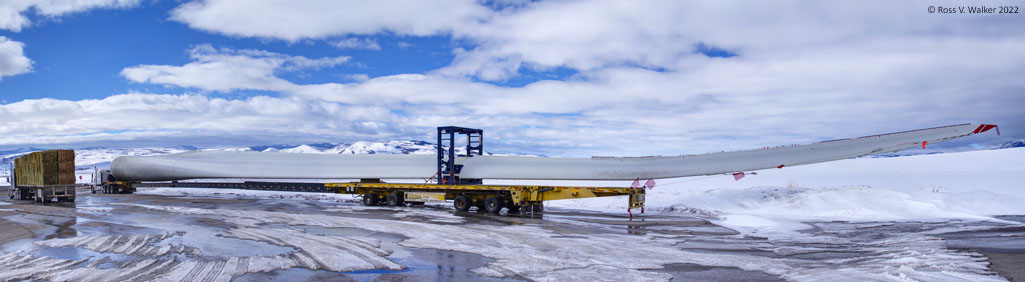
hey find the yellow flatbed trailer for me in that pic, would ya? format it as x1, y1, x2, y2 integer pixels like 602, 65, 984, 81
326, 182, 646, 216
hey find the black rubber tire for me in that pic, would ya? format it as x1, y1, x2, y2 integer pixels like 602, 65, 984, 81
484, 197, 503, 214
386, 193, 403, 207
507, 205, 521, 213
453, 196, 471, 211
362, 194, 379, 206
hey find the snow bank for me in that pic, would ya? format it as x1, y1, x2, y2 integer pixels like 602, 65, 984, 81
547, 148, 1025, 234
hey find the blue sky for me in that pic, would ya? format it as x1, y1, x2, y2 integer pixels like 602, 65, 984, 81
0, 1, 1022, 156
0, 1, 462, 102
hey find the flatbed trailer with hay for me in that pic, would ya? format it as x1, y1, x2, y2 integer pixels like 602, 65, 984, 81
8, 150, 78, 203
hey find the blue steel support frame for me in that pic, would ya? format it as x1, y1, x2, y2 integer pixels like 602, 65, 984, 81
437, 126, 483, 185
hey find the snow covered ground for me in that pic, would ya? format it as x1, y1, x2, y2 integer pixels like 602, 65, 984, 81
534, 147, 1025, 236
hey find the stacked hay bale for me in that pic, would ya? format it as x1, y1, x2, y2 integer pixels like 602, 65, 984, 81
58, 150, 76, 184
13, 150, 76, 186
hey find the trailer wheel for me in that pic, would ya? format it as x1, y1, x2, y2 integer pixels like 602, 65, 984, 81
453, 196, 471, 211
362, 194, 379, 206
484, 197, 503, 214
386, 193, 404, 207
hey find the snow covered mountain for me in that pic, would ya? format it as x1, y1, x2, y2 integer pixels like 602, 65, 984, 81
998, 139, 1025, 149
0, 140, 526, 171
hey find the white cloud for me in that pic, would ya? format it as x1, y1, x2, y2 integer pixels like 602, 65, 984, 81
440, 0, 1025, 80
166, 0, 1024, 83
0, 0, 140, 31
332, 37, 381, 50
0, 94, 396, 147
169, 0, 489, 41
120, 45, 349, 92
0, 36, 32, 79
108, 36, 1024, 155
342, 73, 369, 82
7, 1, 1024, 156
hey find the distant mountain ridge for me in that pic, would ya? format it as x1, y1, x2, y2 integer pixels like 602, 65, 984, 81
999, 139, 1025, 149
4, 138, 1019, 172
1, 141, 531, 171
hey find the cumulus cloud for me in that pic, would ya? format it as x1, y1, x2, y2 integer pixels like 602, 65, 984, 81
169, 0, 489, 41
0, 94, 396, 147
6, 1, 1024, 156
440, 0, 1025, 80
167, 0, 1024, 83
106, 38, 1024, 155
0, 36, 32, 79
0, 0, 140, 31
332, 37, 381, 50
121, 44, 349, 92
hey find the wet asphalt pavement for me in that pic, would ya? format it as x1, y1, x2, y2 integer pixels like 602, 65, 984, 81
0, 188, 1022, 281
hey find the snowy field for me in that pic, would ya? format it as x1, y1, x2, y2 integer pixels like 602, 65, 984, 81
513, 148, 1025, 236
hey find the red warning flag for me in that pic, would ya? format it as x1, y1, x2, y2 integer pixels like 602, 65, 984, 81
631, 177, 641, 188
644, 179, 656, 189
973, 124, 999, 135
732, 172, 745, 181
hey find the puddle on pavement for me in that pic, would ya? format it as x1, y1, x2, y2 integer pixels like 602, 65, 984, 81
72, 218, 166, 237
0, 211, 78, 252
938, 225, 1025, 254
650, 263, 785, 282
247, 224, 526, 281
35, 246, 137, 269
233, 247, 524, 282
42, 217, 78, 240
